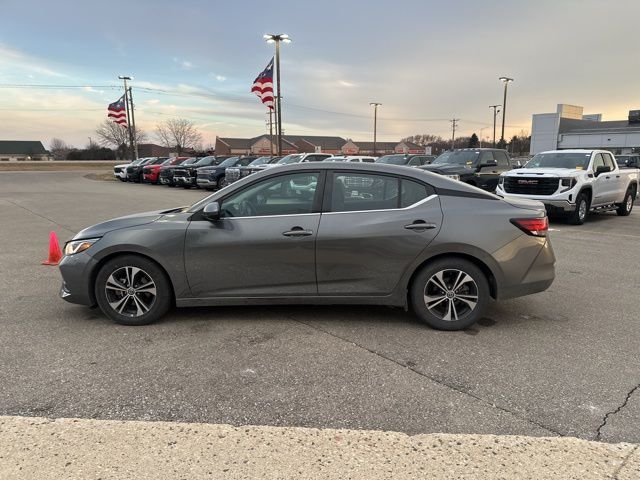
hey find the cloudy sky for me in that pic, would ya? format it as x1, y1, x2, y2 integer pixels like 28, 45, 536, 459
1, 0, 639, 148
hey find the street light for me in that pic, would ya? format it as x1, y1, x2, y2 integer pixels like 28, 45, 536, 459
489, 104, 501, 147
264, 34, 292, 156
369, 102, 382, 155
498, 77, 513, 145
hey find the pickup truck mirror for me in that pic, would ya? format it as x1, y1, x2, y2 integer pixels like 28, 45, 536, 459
595, 165, 611, 176
203, 201, 221, 221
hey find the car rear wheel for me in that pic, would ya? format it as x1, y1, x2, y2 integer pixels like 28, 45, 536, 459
410, 257, 489, 331
616, 189, 635, 216
95, 255, 172, 326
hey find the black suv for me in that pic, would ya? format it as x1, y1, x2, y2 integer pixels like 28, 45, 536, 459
375, 154, 435, 167
420, 148, 514, 192
196, 156, 257, 190
173, 156, 223, 189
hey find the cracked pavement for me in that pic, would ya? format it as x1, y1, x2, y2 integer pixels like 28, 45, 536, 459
0, 170, 638, 443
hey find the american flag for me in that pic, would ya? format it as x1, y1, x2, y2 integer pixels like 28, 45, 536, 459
251, 58, 274, 110
107, 95, 128, 127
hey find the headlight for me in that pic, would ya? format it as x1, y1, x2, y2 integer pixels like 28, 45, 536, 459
64, 238, 99, 256
560, 177, 577, 192
445, 174, 460, 181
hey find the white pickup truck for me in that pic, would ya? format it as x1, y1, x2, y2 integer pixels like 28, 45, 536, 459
496, 149, 639, 225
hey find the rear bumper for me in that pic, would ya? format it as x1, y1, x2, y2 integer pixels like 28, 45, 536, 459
497, 238, 555, 300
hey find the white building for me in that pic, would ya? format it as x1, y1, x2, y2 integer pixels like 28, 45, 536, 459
530, 104, 640, 155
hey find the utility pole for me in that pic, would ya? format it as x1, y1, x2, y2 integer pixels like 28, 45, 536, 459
369, 102, 382, 156
450, 119, 459, 150
498, 77, 513, 145
264, 34, 291, 156
490, 105, 501, 147
118, 75, 136, 160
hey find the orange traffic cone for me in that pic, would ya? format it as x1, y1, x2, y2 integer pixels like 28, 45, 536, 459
42, 231, 63, 266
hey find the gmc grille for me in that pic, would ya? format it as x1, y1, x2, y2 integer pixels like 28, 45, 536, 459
504, 177, 560, 195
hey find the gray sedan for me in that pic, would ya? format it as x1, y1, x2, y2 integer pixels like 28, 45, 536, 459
59, 163, 555, 330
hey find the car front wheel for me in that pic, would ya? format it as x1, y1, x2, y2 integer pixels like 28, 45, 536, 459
567, 192, 589, 225
410, 257, 490, 331
95, 255, 172, 326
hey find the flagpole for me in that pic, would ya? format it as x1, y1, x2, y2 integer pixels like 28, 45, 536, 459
119, 75, 135, 160
127, 86, 139, 160
269, 108, 274, 158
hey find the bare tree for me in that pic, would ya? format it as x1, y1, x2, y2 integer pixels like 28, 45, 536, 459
95, 120, 147, 149
49, 138, 70, 160
155, 118, 203, 155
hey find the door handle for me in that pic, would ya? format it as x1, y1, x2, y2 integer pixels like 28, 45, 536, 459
404, 222, 437, 231
605, 176, 610, 179
282, 227, 313, 237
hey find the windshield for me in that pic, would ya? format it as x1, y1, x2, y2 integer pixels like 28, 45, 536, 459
218, 156, 239, 167
194, 156, 219, 166
249, 156, 271, 166
433, 151, 480, 166
525, 152, 591, 170
277, 154, 303, 164
376, 155, 407, 165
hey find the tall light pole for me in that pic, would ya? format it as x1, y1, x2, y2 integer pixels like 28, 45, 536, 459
264, 34, 291, 156
369, 102, 382, 156
118, 75, 138, 160
498, 77, 513, 145
489, 104, 501, 147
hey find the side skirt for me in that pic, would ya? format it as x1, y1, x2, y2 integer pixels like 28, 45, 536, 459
176, 293, 406, 308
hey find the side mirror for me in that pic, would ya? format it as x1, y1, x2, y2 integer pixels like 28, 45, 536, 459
202, 201, 221, 221
595, 165, 611, 176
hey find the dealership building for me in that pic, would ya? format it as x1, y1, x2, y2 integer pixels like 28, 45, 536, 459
530, 104, 640, 155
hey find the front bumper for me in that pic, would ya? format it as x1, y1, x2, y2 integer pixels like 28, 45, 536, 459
175, 176, 196, 186
497, 188, 576, 213
58, 252, 99, 306
196, 177, 216, 188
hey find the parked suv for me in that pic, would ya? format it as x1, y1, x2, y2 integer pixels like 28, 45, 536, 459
196, 156, 256, 190
420, 148, 514, 192
376, 154, 434, 167
159, 157, 197, 186
173, 156, 222, 189
615, 154, 640, 169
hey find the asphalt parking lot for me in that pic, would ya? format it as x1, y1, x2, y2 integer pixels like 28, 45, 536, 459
0, 170, 638, 444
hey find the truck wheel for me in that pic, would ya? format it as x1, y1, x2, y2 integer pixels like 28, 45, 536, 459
616, 189, 635, 216
567, 192, 589, 225
410, 257, 490, 331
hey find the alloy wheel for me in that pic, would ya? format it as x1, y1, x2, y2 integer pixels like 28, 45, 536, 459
423, 269, 479, 321
579, 200, 587, 221
104, 266, 157, 317
626, 195, 633, 211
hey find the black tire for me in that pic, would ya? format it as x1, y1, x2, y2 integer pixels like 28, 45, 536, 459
217, 177, 228, 189
94, 255, 172, 326
567, 191, 589, 225
616, 189, 635, 216
410, 257, 490, 331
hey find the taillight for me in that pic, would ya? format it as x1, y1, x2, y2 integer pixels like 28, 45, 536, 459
510, 217, 548, 237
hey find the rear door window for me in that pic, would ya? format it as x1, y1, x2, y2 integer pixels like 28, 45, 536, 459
330, 173, 399, 212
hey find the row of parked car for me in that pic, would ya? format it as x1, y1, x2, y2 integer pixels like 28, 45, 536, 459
113, 148, 639, 225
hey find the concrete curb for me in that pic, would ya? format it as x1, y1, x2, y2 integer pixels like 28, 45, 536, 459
0, 415, 638, 479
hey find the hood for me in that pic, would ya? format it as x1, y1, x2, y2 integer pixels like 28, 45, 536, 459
503, 168, 583, 177
421, 164, 472, 175
72, 207, 184, 240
